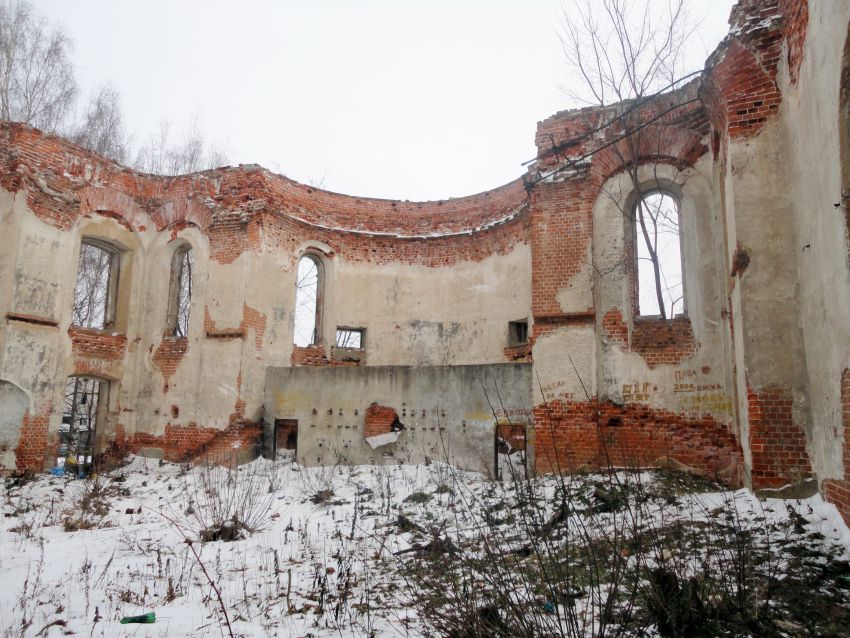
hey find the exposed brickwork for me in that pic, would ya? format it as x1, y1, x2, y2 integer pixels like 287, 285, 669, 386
530, 178, 594, 318
701, 0, 796, 139
363, 403, 401, 438
590, 125, 707, 187
107, 421, 263, 465
291, 345, 330, 367
503, 343, 532, 362
0, 123, 531, 269
203, 304, 266, 350
262, 210, 530, 270
68, 326, 128, 360
291, 344, 365, 367
601, 309, 697, 369
151, 337, 189, 392
14, 405, 53, 471
779, 0, 808, 86
533, 399, 742, 485
823, 479, 850, 527
535, 80, 708, 173
747, 383, 811, 488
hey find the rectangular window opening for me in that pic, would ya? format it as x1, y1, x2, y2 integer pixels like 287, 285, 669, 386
635, 191, 684, 319
508, 320, 529, 347
336, 328, 364, 349
72, 239, 120, 330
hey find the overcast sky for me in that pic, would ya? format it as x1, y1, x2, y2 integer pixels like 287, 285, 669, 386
31, 0, 735, 201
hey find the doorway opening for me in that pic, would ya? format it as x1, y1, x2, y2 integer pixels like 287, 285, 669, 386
59, 376, 108, 475
274, 419, 298, 460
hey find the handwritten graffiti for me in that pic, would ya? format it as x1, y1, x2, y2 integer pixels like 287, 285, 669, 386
622, 382, 654, 402
680, 393, 733, 413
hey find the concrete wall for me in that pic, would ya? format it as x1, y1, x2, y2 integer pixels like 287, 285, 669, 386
265, 364, 532, 475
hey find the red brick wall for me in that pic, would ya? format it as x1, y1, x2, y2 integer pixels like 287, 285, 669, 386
104, 421, 263, 465
503, 343, 532, 362
602, 309, 697, 369
14, 405, 53, 471
529, 178, 594, 319
534, 399, 742, 484
68, 326, 127, 360
151, 337, 188, 392
702, 0, 796, 139
747, 383, 811, 488
363, 403, 399, 438
779, 0, 809, 86
0, 123, 532, 269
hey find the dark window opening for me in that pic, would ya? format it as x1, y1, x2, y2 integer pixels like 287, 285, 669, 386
58, 376, 107, 474
72, 239, 120, 330
336, 328, 364, 349
508, 320, 529, 346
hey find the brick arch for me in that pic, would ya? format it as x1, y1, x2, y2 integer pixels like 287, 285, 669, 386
78, 187, 149, 231
153, 198, 213, 233
590, 125, 707, 189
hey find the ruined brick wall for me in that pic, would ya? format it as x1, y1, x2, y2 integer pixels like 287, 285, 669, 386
533, 399, 742, 483
363, 404, 400, 438
0, 118, 532, 471
2, 0, 842, 502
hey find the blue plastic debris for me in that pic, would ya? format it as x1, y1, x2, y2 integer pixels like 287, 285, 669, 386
50, 467, 65, 477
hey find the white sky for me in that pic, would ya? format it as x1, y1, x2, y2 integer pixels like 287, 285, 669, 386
31, 0, 734, 201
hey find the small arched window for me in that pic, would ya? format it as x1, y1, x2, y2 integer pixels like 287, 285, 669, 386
294, 254, 322, 346
167, 245, 193, 337
634, 190, 684, 319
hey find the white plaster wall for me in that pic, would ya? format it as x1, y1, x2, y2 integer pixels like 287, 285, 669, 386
333, 245, 530, 366
781, 1, 850, 480
591, 159, 734, 422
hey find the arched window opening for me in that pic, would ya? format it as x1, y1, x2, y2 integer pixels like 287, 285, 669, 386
72, 239, 120, 329
635, 191, 683, 319
294, 254, 322, 347
58, 376, 108, 473
168, 246, 193, 337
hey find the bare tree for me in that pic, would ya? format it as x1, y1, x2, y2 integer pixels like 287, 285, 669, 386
69, 84, 129, 164
134, 117, 229, 175
0, 0, 76, 132
560, 0, 695, 318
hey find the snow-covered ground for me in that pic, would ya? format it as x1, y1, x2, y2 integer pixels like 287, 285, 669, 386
1, 455, 850, 637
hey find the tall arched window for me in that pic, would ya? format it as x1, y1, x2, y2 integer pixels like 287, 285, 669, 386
635, 190, 684, 319
167, 245, 193, 337
294, 254, 322, 346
